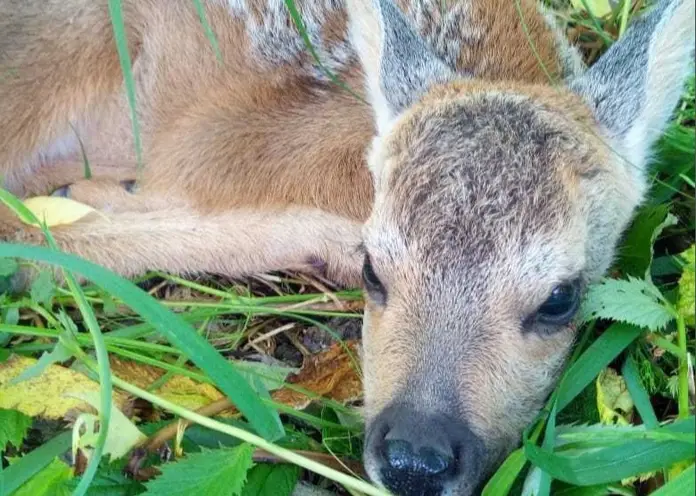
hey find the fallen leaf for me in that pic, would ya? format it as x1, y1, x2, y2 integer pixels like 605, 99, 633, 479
0, 355, 129, 419
20, 196, 103, 227
570, 0, 614, 18
109, 357, 227, 413
67, 391, 147, 462
220, 341, 363, 416
596, 368, 634, 426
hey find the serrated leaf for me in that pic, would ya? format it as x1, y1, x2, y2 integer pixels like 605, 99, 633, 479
0, 257, 18, 276
579, 277, 674, 330
143, 444, 256, 496
63, 462, 146, 496
676, 245, 695, 327
0, 408, 32, 449
30, 270, 55, 307
241, 464, 300, 496
11, 457, 73, 496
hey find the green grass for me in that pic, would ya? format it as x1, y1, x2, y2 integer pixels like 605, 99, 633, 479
1, 1, 694, 496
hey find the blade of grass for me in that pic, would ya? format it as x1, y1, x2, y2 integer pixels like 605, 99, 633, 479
107, 0, 143, 173
0, 243, 284, 441
191, 0, 223, 62
651, 463, 695, 495
524, 417, 695, 486
622, 355, 659, 429
0, 188, 112, 496
557, 323, 643, 410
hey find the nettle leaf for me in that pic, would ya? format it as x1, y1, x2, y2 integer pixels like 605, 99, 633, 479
676, 245, 695, 327
241, 464, 301, 496
579, 277, 674, 330
30, 270, 55, 307
0, 407, 33, 449
0, 257, 19, 276
143, 443, 256, 496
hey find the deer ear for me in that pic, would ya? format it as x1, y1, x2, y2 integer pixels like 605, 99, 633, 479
346, 0, 456, 135
569, 0, 695, 181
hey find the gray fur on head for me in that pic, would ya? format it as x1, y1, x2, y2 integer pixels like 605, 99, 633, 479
569, 0, 695, 176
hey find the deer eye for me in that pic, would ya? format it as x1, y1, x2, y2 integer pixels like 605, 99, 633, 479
362, 254, 386, 305
536, 280, 581, 325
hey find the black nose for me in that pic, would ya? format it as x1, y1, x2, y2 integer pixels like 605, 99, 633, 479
368, 405, 484, 496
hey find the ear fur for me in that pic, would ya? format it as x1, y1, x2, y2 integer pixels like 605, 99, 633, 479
570, 0, 695, 179
345, 0, 456, 135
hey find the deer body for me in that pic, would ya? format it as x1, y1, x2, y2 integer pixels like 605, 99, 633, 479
1, 0, 693, 494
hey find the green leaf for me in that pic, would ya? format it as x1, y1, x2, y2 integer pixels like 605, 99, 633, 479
676, 245, 695, 327
481, 448, 527, 496
524, 418, 695, 486
557, 323, 643, 411
579, 277, 674, 330
0, 431, 72, 495
10, 341, 73, 385
652, 463, 695, 495
241, 464, 301, 496
143, 444, 256, 496
63, 458, 146, 495
617, 204, 675, 278
11, 457, 73, 496
30, 270, 55, 308
0, 408, 32, 449
0, 258, 18, 277
622, 356, 659, 429
0, 243, 284, 441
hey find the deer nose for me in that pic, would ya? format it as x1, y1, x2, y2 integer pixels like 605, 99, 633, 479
368, 405, 483, 496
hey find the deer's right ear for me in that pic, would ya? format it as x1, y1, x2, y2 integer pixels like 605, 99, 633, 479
346, 0, 455, 135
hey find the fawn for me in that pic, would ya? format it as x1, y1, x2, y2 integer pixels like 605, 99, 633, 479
1, 0, 693, 494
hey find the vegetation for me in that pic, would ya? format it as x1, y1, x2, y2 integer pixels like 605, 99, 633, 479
0, 1, 694, 495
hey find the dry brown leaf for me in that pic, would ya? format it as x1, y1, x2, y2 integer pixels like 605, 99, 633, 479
272, 340, 363, 409
109, 357, 225, 412
0, 355, 129, 419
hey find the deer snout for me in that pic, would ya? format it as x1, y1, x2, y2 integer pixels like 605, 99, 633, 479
365, 404, 485, 496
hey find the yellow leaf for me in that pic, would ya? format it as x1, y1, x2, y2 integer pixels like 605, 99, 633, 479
21, 196, 101, 227
570, 0, 614, 18
109, 358, 226, 413
596, 368, 634, 426
0, 355, 129, 419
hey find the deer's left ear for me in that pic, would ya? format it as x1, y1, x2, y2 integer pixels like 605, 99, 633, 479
345, 0, 457, 135
569, 0, 695, 181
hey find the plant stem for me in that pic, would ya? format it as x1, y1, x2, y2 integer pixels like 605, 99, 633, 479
99, 369, 390, 495
676, 315, 690, 418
